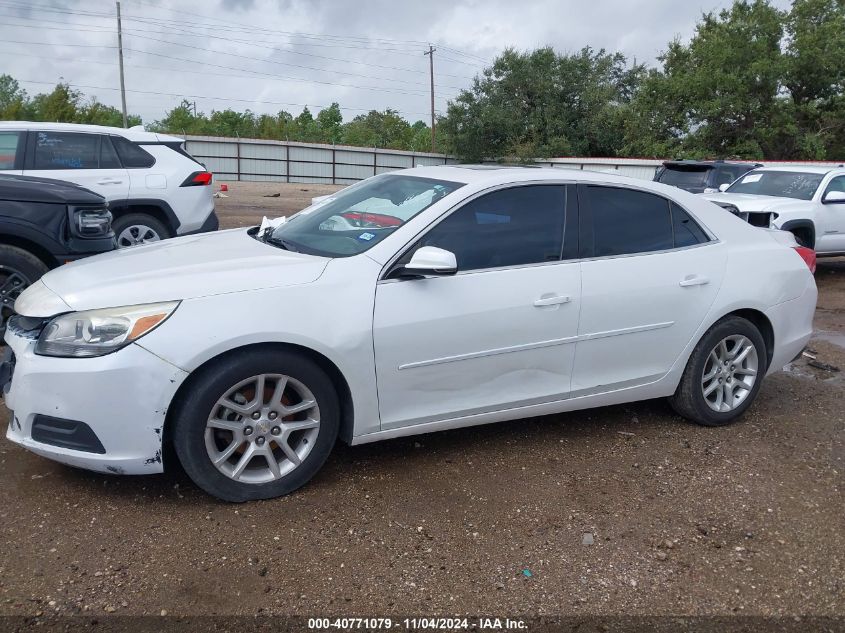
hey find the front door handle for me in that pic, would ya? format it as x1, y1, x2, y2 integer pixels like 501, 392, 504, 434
679, 275, 710, 287
533, 294, 572, 307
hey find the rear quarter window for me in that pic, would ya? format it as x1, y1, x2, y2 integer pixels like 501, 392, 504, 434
111, 136, 155, 168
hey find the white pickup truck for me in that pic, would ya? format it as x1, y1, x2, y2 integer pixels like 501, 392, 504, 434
702, 165, 845, 256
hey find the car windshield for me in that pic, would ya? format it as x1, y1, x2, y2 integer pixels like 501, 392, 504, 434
658, 166, 709, 187
267, 174, 463, 257
726, 170, 824, 200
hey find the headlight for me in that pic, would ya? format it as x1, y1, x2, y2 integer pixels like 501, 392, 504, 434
35, 301, 179, 358
74, 208, 113, 237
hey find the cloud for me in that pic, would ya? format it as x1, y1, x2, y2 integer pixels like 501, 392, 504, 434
0, 0, 794, 125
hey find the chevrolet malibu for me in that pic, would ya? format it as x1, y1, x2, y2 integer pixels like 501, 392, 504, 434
2, 167, 818, 501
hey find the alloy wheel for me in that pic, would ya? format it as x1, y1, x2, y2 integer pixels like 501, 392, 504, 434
204, 373, 321, 484
117, 224, 161, 248
701, 335, 759, 413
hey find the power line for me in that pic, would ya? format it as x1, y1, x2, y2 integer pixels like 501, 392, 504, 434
12, 77, 446, 118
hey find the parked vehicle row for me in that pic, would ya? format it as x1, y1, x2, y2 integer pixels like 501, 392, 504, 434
2, 166, 817, 501
0, 122, 217, 248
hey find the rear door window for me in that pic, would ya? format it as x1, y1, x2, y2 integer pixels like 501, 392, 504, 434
0, 131, 22, 169
32, 132, 100, 169
585, 186, 674, 257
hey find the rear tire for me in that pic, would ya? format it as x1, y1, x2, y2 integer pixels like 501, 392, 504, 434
113, 213, 170, 248
0, 245, 49, 338
669, 316, 767, 427
172, 348, 340, 502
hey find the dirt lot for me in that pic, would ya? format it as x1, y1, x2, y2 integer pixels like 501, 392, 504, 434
0, 183, 842, 620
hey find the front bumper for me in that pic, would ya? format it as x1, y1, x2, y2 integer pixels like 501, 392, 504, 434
3, 328, 188, 475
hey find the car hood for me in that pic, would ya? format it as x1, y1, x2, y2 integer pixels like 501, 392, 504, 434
701, 192, 815, 213
16, 228, 330, 315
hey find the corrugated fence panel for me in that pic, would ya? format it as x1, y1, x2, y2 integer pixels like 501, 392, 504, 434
290, 146, 333, 163
335, 149, 375, 166
414, 155, 448, 166
202, 157, 238, 175
240, 143, 287, 161
185, 140, 237, 158
240, 158, 286, 177
376, 153, 413, 168
290, 161, 333, 181
336, 163, 377, 180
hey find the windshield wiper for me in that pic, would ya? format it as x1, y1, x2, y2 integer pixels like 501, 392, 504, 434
264, 234, 300, 252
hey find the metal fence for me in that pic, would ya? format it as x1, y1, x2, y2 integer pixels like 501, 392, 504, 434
183, 135, 455, 185
183, 135, 845, 184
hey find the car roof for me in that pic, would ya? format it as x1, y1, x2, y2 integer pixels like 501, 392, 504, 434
662, 160, 761, 168
748, 165, 845, 176
397, 165, 670, 189
0, 121, 182, 143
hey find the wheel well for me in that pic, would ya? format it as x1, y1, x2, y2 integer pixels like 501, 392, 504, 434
162, 342, 355, 469
0, 234, 57, 268
780, 220, 815, 249
727, 308, 774, 369
110, 204, 174, 236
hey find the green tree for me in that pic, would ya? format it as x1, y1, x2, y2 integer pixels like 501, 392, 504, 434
0, 75, 29, 119
440, 47, 642, 161
316, 103, 343, 143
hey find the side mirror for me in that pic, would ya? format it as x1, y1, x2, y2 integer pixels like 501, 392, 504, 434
397, 246, 457, 278
718, 183, 730, 192
823, 190, 845, 204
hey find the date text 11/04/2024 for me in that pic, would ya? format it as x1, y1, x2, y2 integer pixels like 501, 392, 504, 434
307, 617, 528, 630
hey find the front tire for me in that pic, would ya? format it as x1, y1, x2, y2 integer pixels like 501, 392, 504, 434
669, 316, 767, 427
0, 245, 49, 338
172, 349, 340, 501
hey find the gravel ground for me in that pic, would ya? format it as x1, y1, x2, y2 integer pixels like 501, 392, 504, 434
0, 183, 842, 620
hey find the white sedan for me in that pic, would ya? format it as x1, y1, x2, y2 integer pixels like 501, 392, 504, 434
3, 167, 817, 501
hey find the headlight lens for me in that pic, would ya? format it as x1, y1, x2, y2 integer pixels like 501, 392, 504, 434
35, 301, 179, 358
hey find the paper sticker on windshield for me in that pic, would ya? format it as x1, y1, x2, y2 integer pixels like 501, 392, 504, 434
358, 232, 376, 241
741, 174, 762, 183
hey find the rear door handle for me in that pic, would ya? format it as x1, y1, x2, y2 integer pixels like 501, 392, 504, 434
96, 179, 122, 185
679, 275, 710, 287
533, 294, 572, 307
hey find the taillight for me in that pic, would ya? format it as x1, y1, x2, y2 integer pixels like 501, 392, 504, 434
180, 171, 213, 186
793, 246, 816, 273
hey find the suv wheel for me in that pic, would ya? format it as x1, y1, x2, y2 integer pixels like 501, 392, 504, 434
113, 213, 169, 248
0, 245, 49, 337
172, 349, 340, 502
668, 316, 767, 426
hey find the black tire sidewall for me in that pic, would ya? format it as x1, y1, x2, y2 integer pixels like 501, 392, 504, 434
683, 317, 767, 426
0, 245, 49, 283
173, 349, 340, 502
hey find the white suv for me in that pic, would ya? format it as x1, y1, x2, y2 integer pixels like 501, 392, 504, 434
0, 122, 217, 247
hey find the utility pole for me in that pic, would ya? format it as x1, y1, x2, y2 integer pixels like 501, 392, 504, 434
424, 44, 436, 152
116, 1, 128, 128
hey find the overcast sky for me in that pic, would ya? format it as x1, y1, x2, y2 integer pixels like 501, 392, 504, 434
1, 0, 794, 125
